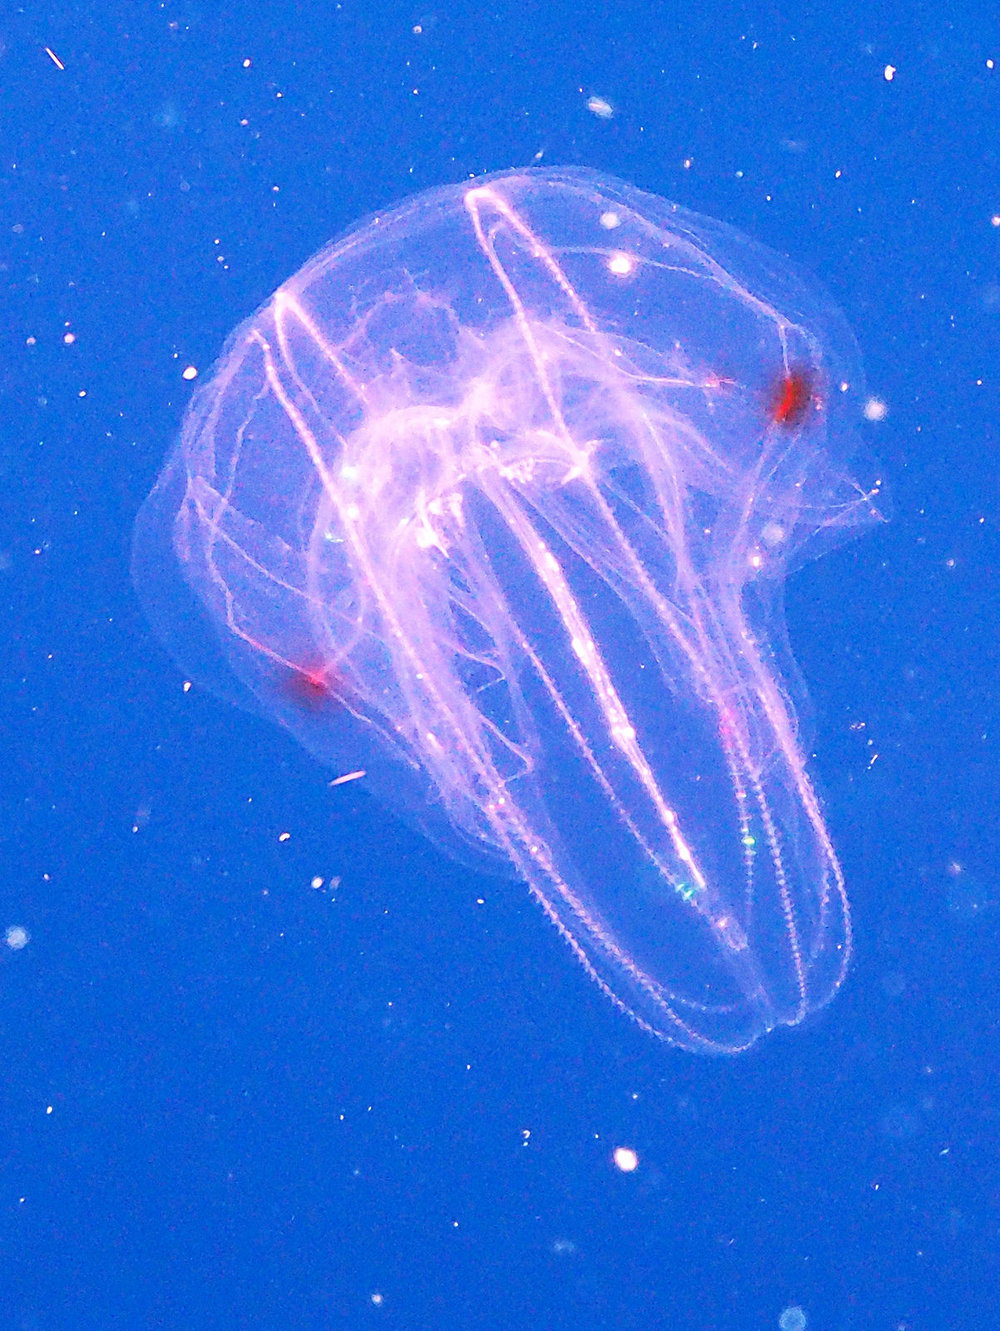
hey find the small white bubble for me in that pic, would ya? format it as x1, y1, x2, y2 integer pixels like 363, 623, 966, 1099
612, 1146, 639, 1172
608, 252, 634, 277
779, 1307, 807, 1331
760, 520, 787, 548
863, 396, 888, 422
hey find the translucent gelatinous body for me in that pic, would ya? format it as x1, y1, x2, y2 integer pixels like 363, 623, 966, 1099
134, 168, 882, 1052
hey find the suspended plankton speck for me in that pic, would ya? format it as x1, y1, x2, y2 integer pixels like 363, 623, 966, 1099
586, 94, 614, 119
612, 1146, 639, 1173
863, 395, 888, 422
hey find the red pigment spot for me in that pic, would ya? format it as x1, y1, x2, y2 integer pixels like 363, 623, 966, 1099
767, 367, 816, 428
280, 664, 338, 711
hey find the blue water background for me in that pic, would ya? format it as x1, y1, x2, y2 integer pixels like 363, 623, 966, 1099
1, 3, 997, 1327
